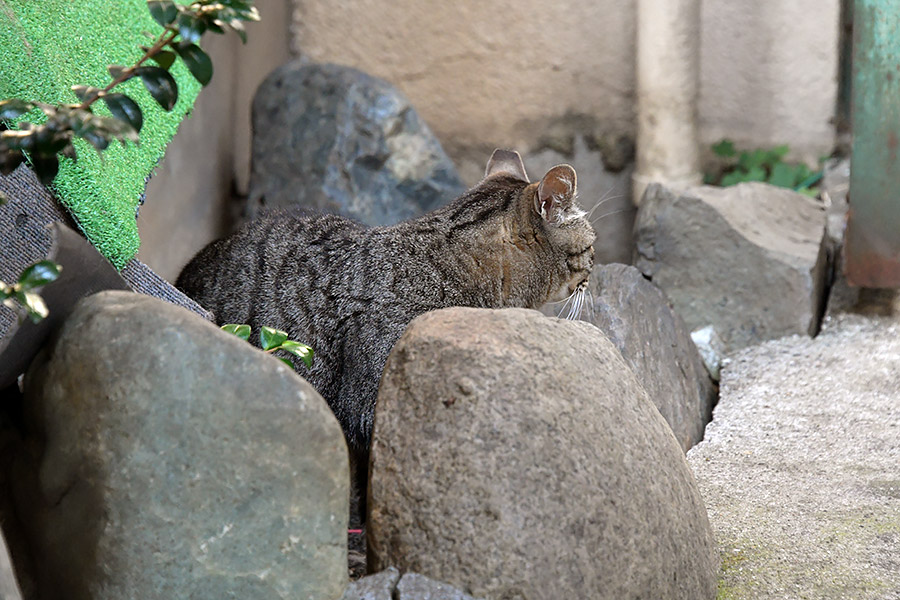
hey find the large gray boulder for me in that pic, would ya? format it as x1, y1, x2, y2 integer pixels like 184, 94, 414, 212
368, 307, 717, 600
544, 263, 716, 451
634, 182, 829, 354
12, 291, 348, 600
688, 315, 900, 598
247, 62, 466, 225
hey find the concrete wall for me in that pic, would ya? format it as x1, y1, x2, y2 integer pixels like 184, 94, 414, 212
137, 0, 841, 278
138, 0, 291, 281
292, 0, 839, 177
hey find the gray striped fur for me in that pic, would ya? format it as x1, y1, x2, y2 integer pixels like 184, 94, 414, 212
176, 151, 594, 452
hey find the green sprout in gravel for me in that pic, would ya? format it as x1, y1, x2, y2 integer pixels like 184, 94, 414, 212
221, 324, 313, 369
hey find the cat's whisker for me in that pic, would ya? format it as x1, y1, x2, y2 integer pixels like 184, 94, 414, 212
585, 287, 595, 322
590, 207, 633, 226
585, 192, 625, 220
558, 290, 577, 319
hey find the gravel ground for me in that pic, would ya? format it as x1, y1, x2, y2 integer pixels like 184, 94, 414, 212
688, 313, 900, 600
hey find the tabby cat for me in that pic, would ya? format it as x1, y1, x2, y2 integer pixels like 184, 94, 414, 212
176, 149, 594, 454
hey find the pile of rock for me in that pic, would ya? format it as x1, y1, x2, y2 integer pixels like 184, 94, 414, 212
0, 292, 719, 599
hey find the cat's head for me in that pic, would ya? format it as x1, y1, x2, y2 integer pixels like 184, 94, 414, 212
484, 149, 595, 310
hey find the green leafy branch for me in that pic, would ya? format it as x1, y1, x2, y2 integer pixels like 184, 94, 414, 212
0, 262, 62, 324
706, 140, 823, 197
222, 324, 314, 369
0, 0, 259, 185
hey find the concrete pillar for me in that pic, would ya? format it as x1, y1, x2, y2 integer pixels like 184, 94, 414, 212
633, 0, 702, 204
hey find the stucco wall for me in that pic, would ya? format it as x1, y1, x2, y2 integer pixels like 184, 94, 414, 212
137, 0, 841, 279
700, 0, 840, 163
292, 0, 839, 178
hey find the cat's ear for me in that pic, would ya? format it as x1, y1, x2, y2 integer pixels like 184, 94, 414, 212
484, 149, 529, 182
535, 165, 578, 224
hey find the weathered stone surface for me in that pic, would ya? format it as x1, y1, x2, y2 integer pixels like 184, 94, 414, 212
368, 307, 717, 600
247, 62, 465, 225
0, 529, 22, 600
544, 263, 716, 451
342, 568, 481, 600
396, 573, 483, 600
634, 182, 828, 354
688, 315, 900, 599
12, 291, 348, 600
342, 567, 399, 600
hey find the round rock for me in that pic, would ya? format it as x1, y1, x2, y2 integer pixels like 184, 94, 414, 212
368, 307, 717, 599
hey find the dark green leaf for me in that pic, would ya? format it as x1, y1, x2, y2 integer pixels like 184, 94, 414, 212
737, 149, 767, 172
71, 85, 103, 104
78, 129, 110, 152
135, 66, 178, 110
174, 42, 213, 85
0, 99, 35, 121
0, 129, 36, 151
103, 94, 144, 132
30, 155, 59, 185
768, 162, 800, 188
0, 150, 24, 175
765, 145, 790, 164
177, 12, 206, 44
59, 143, 77, 161
221, 323, 251, 341
148, 0, 178, 27
280, 340, 313, 368
17, 260, 61, 289
20, 291, 49, 323
711, 139, 736, 158
797, 187, 819, 198
260, 326, 288, 351
277, 357, 295, 369
720, 171, 747, 187
149, 50, 177, 70
743, 165, 766, 183
108, 64, 130, 81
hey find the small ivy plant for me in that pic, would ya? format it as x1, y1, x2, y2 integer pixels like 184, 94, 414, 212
706, 140, 823, 197
221, 324, 314, 369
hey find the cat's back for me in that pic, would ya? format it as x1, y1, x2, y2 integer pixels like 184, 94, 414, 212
176, 211, 366, 326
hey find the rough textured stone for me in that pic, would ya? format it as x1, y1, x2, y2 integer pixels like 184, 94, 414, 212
341, 567, 400, 600
634, 182, 829, 354
368, 307, 717, 600
12, 291, 348, 600
341, 568, 482, 600
0, 530, 22, 600
688, 315, 900, 599
247, 62, 465, 225
546, 263, 716, 451
396, 573, 483, 600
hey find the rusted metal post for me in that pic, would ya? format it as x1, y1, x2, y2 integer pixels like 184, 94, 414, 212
845, 0, 900, 287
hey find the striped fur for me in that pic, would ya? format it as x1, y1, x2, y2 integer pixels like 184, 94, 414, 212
176, 151, 594, 452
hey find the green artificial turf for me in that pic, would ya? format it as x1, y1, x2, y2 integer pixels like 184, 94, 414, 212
0, 1, 202, 269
